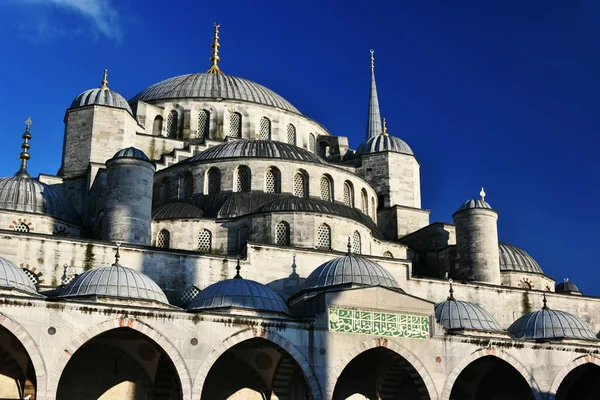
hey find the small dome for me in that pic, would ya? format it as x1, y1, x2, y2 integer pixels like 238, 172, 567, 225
355, 134, 414, 157
129, 73, 300, 114
0, 257, 39, 295
458, 199, 493, 211
60, 264, 169, 304
0, 175, 80, 224
152, 202, 204, 220
71, 88, 132, 114
499, 243, 544, 274
181, 139, 322, 165
112, 147, 150, 161
555, 279, 581, 294
435, 297, 504, 332
301, 254, 400, 291
508, 302, 596, 341
187, 278, 289, 314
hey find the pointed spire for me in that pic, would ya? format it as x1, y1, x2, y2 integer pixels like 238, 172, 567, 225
206, 23, 224, 75
447, 278, 455, 301
112, 242, 122, 266
100, 69, 109, 90
347, 237, 352, 255
366, 49, 382, 140
15, 117, 32, 178
289, 253, 299, 280
542, 293, 549, 310
480, 187, 486, 202
234, 254, 242, 279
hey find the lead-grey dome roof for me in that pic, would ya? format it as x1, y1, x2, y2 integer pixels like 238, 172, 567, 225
0, 175, 80, 224
0, 257, 39, 295
458, 199, 493, 211
435, 297, 504, 332
181, 139, 322, 165
112, 147, 150, 161
301, 254, 400, 291
355, 134, 414, 157
130, 73, 300, 114
187, 277, 290, 314
152, 202, 204, 220
71, 88, 133, 114
60, 265, 169, 304
508, 304, 596, 341
499, 243, 544, 274
555, 279, 581, 294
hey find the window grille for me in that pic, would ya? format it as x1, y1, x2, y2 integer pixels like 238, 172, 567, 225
22, 269, 39, 286
230, 112, 242, 137
275, 221, 290, 246
236, 167, 251, 192
197, 229, 212, 252
309, 133, 316, 152
293, 173, 306, 197
183, 173, 194, 200
207, 168, 221, 194
352, 231, 361, 254
383, 251, 394, 258
317, 224, 331, 250
157, 230, 170, 248
521, 282, 532, 290
361, 189, 368, 214
343, 182, 353, 207
198, 109, 209, 140
180, 286, 200, 305
260, 117, 271, 140
54, 226, 69, 237
14, 222, 30, 233
265, 168, 280, 193
287, 124, 296, 145
320, 176, 332, 201
167, 110, 178, 138
238, 226, 251, 251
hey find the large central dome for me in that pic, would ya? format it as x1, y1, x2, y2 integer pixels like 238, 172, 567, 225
129, 73, 300, 114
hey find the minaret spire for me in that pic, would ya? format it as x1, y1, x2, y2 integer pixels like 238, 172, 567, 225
206, 23, 224, 75
366, 49, 382, 140
16, 117, 32, 178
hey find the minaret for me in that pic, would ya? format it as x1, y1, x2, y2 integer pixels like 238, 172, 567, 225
366, 49, 382, 140
206, 22, 224, 75
16, 117, 33, 178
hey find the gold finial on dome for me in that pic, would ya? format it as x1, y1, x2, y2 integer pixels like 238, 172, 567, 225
382, 117, 388, 135
206, 22, 224, 75
100, 69, 109, 90
480, 187, 486, 202
16, 117, 32, 177
370, 49, 375, 69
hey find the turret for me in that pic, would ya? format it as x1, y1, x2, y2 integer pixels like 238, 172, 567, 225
101, 147, 155, 245
452, 188, 501, 284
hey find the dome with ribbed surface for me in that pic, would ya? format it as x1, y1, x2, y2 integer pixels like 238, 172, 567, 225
0, 175, 80, 224
508, 304, 596, 341
152, 202, 204, 220
0, 257, 39, 295
435, 297, 504, 332
129, 73, 300, 114
187, 277, 289, 314
302, 254, 399, 291
356, 134, 414, 156
71, 88, 132, 114
60, 265, 169, 304
181, 139, 322, 165
555, 279, 581, 294
499, 243, 543, 274
458, 199, 493, 211
112, 147, 150, 161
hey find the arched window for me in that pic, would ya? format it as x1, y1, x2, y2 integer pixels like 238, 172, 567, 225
229, 112, 242, 138
197, 109, 210, 140
309, 133, 316, 152
22, 268, 39, 286
343, 181, 354, 207
521, 281, 532, 290
238, 225, 251, 251
371, 197, 376, 219
320, 175, 333, 201
317, 224, 331, 250
361, 189, 368, 214
260, 117, 271, 140
235, 166, 251, 192
159, 178, 172, 203
265, 167, 281, 193
206, 168, 221, 194
287, 124, 296, 145
157, 229, 170, 248
181, 172, 194, 200
166, 110, 178, 138
14, 222, 30, 233
275, 221, 290, 246
152, 115, 163, 136
383, 251, 393, 258
351, 231, 361, 254
293, 172, 308, 197
197, 229, 212, 252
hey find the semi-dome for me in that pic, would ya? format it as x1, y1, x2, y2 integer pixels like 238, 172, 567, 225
355, 134, 414, 157
555, 279, 581, 294
499, 243, 544, 274
0, 256, 39, 295
0, 175, 80, 224
435, 288, 504, 332
508, 298, 596, 341
60, 264, 169, 304
112, 147, 150, 161
152, 202, 204, 220
301, 253, 400, 292
181, 139, 322, 165
129, 73, 300, 114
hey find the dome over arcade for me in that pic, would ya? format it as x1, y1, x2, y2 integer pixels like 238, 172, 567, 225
0, 256, 40, 295
499, 243, 544, 274
355, 119, 413, 157
111, 147, 150, 161
70, 70, 132, 114
555, 279, 581, 294
508, 296, 596, 341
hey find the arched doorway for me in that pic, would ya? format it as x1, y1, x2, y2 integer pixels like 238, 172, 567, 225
332, 347, 430, 400
201, 338, 311, 399
0, 325, 36, 399
450, 356, 532, 400
555, 363, 600, 400
57, 327, 182, 399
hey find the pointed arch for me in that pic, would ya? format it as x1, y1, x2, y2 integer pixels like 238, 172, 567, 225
549, 354, 600, 398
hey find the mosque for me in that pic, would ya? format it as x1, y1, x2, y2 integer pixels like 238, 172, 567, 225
0, 23, 598, 400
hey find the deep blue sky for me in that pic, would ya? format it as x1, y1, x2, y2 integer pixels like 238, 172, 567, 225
0, 1, 598, 295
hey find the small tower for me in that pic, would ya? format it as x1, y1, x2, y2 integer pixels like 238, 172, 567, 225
101, 147, 155, 245
452, 188, 501, 284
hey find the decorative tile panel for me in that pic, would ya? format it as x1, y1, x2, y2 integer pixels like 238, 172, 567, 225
328, 307, 429, 339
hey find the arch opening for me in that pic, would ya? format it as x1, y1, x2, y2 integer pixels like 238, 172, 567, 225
555, 363, 600, 400
0, 325, 36, 400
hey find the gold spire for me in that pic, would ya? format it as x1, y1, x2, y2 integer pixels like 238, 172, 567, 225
16, 117, 32, 177
382, 117, 388, 135
370, 49, 375, 69
480, 187, 486, 202
206, 23, 224, 75
100, 69, 109, 90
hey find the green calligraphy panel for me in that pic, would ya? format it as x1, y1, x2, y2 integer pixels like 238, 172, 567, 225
328, 307, 429, 339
